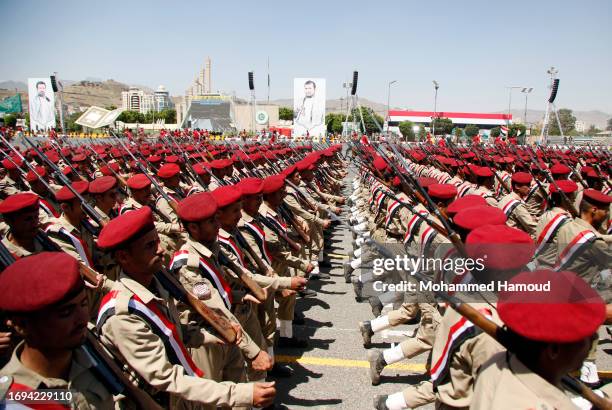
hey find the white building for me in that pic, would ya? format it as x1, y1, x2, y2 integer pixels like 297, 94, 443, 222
574, 120, 587, 133
121, 86, 173, 114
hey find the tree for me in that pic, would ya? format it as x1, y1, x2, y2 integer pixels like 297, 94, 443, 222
351, 107, 384, 135
117, 110, 145, 123
508, 123, 527, 138
417, 125, 427, 141
3, 113, 17, 127
431, 117, 453, 135
279, 107, 294, 121
454, 127, 464, 141
586, 125, 601, 135
490, 127, 501, 138
606, 118, 612, 131
65, 112, 83, 132
325, 113, 344, 134
547, 108, 576, 135
398, 121, 416, 141
464, 124, 479, 139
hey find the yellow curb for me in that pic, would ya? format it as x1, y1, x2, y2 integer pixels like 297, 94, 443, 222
275, 355, 426, 372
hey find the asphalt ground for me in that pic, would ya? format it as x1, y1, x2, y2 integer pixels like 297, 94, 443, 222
270, 165, 612, 409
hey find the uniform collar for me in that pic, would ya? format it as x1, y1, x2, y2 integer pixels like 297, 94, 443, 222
3, 341, 94, 390
507, 353, 575, 408
218, 227, 233, 239
240, 210, 254, 223
186, 237, 213, 258
260, 201, 277, 217
118, 271, 166, 305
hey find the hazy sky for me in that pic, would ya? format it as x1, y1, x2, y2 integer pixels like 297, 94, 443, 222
1, 0, 610, 113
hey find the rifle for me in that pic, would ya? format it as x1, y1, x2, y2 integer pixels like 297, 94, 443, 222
256, 214, 301, 252
332, 211, 612, 410
24, 137, 107, 230
526, 147, 579, 218
113, 135, 180, 215
217, 251, 267, 302
48, 139, 87, 181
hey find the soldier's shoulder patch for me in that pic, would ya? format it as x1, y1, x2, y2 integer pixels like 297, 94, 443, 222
0, 375, 13, 401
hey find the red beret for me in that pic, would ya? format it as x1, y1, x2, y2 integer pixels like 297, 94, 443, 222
193, 163, 209, 175
498, 270, 605, 343
473, 166, 494, 178
25, 166, 47, 182
148, 155, 162, 163
283, 165, 298, 176
157, 163, 180, 179
178, 192, 218, 221
165, 155, 179, 163
447, 195, 487, 216
428, 184, 457, 200
550, 163, 571, 175
98, 206, 155, 249
262, 175, 286, 194
511, 172, 532, 185
72, 154, 86, 163
296, 160, 311, 172
373, 156, 387, 172
1, 158, 20, 170
549, 179, 578, 194
0, 193, 39, 214
392, 176, 401, 187
212, 185, 242, 208
89, 176, 117, 194
418, 177, 438, 188
127, 174, 151, 190
466, 225, 534, 271
55, 181, 89, 202
583, 188, 612, 204
454, 206, 507, 231
237, 177, 263, 195
209, 159, 226, 169
0, 252, 83, 312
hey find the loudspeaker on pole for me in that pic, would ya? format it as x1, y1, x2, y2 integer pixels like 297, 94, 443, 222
50, 75, 58, 92
351, 71, 358, 95
548, 79, 559, 103
248, 72, 254, 91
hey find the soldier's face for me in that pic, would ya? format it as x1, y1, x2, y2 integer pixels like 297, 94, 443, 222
196, 216, 219, 243
6, 207, 40, 239
133, 186, 153, 205
95, 190, 117, 212
217, 202, 242, 230
120, 230, 164, 275
242, 194, 262, 215
15, 288, 89, 350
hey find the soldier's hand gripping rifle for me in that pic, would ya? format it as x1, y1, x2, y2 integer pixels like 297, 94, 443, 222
217, 251, 267, 302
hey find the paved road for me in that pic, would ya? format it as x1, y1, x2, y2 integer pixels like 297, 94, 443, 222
272, 170, 433, 410
271, 167, 612, 409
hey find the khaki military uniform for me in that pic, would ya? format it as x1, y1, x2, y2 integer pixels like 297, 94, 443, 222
472, 352, 578, 410
97, 272, 253, 409
0, 341, 115, 409
525, 181, 549, 218
534, 207, 572, 269
470, 186, 498, 207
171, 238, 261, 386
431, 303, 504, 408
497, 191, 537, 238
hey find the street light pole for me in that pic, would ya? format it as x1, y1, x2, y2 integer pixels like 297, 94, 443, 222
386, 80, 397, 137
432, 81, 439, 139
520, 87, 533, 144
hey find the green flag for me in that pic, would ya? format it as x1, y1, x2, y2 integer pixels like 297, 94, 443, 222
0, 94, 22, 113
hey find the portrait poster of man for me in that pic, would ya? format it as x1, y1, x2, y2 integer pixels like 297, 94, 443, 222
27, 77, 56, 131
293, 78, 325, 138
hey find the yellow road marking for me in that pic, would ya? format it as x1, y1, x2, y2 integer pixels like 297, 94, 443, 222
275, 355, 426, 372
327, 253, 349, 259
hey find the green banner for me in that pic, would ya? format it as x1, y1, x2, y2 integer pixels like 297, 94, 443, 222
0, 94, 22, 113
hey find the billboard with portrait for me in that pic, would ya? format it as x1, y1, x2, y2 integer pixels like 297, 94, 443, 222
293, 78, 325, 138
28, 77, 56, 131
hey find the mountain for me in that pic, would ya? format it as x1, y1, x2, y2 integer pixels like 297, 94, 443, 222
0, 81, 27, 91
